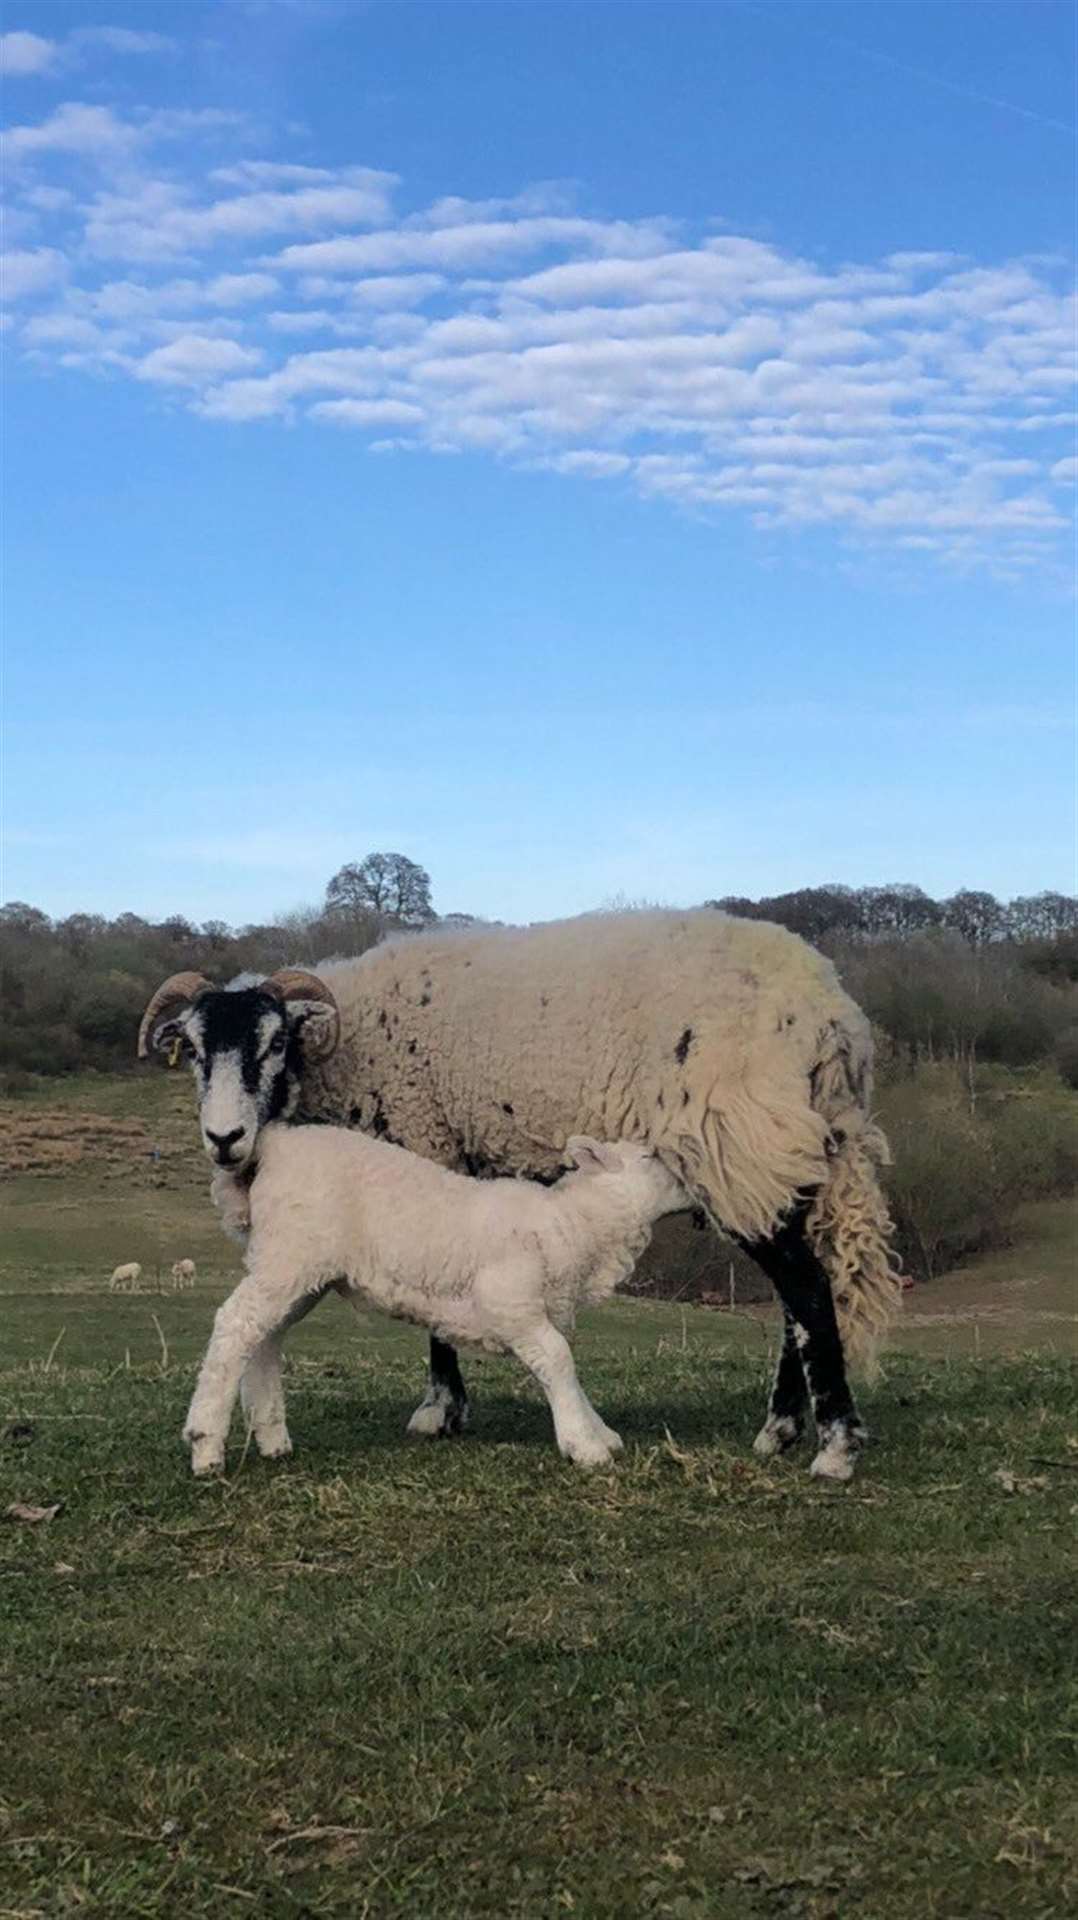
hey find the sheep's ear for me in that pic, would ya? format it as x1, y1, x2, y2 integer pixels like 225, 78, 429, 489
566, 1135, 619, 1175
148, 1017, 189, 1067
261, 971, 340, 1061
289, 998, 339, 1061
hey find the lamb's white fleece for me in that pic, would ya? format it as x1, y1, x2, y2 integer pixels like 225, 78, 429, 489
183, 1123, 684, 1475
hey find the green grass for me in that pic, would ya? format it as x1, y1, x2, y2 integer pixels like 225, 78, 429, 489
1, 1075, 1076, 1916
2, 1297, 1076, 1918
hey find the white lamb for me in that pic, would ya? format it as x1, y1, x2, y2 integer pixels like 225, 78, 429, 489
171, 1259, 196, 1289
183, 1124, 685, 1477
109, 1262, 142, 1293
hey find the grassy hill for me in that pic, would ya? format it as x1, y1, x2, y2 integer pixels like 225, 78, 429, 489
0, 1073, 1075, 1915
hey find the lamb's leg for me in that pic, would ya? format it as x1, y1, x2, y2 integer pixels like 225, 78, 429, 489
407, 1336, 470, 1438
184, 1269, 316, 1476
741, 1206, 866, 1481
752, 1309, 809, 1457
510, 1319, 621, 1469
239, 1289, 323, 1460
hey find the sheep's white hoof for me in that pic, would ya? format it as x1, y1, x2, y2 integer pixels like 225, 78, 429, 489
809, 1446, 854, 1483
592, 1422, 624, 1453
189, 1436, 225, 1477
809, 1422, 865, 1483
406, 1389, 469, 1438
407, 1401, 449, 1437
256, 1427, 293, 1460
753, 1414, 803, 1459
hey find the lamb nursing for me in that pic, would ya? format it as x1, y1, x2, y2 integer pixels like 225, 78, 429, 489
183, 1125, 685, 1476
143, 909, 903, 1481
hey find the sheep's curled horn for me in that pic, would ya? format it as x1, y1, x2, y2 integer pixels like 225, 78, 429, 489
137, 972, 211, 1060
258, 969, 341, 1060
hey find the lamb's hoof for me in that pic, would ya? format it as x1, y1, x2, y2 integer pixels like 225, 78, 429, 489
189, 1437, 225, 1477
406, 1394, 469, 1439
256, 1430, 293, 1461
809, 1421, 867, 1483
561, 1433, 618, 1470
593, 1423, 624, 1454
753, 1414, 804, 1459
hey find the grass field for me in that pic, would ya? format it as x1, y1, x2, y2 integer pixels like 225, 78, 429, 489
1, 1077, 1076, 1917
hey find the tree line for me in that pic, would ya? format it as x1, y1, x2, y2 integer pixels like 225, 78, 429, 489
706, 883, 1077, 954
1, 861, 1076, 1084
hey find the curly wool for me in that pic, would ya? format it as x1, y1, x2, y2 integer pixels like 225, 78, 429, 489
287, 910, 900, 1368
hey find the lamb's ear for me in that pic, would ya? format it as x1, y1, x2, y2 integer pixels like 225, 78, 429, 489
566, 1135, 620, 1175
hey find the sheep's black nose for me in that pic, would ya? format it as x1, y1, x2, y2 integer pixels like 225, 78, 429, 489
206, 1127, 246, 1164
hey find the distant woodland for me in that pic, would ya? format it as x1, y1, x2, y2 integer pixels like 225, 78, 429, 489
2, 864, 1074, 1082
3, 865, 1076, 1285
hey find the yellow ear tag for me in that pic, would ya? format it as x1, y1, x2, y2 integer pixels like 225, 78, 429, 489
167, 1036, 183, 1069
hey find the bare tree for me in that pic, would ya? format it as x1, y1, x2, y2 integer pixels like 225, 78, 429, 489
1006, 892, 1078, 941
325, 853, 434, 928
941, 890, 1005, 948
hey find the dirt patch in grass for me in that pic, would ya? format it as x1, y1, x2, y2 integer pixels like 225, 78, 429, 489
0, 1104, 189, 1177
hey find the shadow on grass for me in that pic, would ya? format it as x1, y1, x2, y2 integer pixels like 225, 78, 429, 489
279, 1377, 772, 1458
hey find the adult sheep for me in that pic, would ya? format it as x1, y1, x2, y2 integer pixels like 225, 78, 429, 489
138, 910, 900, 1480
109, 1262, 142, 1293
171, 1259, 197, 1288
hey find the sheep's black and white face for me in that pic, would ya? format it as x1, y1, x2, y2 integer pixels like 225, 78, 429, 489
167, 989, 304, 1169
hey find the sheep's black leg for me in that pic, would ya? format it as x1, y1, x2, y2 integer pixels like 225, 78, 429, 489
741, 1204, 866, 1481
406, 1336, 470, 1438
752, 1310, 809, 1457
430, 1338, 469, 1432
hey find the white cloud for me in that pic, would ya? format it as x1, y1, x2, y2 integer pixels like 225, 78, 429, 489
348, 272, 445, 308
136, 335, 264, 386
0, 24, 174, 77
4, 102, 136, 160
271, 215, 672, 276
544, 450, 633, 478
82, 172, 397, 261
0, 30, 56, 75
4, 103, 246, 171
5, 109, 1072, 575
311, 398, 426, 427
71, 27, 175, 58
1, 247, 67, 301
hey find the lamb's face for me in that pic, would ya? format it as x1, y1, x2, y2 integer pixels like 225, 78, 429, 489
565, 1136, 686, 1215
173, 989, 303, 1169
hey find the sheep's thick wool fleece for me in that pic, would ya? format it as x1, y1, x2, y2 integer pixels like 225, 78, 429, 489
301, 912, 897, 1366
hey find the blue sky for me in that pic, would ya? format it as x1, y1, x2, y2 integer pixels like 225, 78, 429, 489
2, 0, 1074, 926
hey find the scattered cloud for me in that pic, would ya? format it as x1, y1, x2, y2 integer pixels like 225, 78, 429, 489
3, 94, 1073, 576
1, 246, 67, 301
71, 28, 175, 59
4, 102, 137, 161
0, 24, 174, 79
136, 335, 264, 386
0, 31, 56, 76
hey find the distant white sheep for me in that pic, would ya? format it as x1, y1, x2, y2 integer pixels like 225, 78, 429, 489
109, 1262, 142, 1293
170, 1259, 196, 1289
183, 1123, 684, 1477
